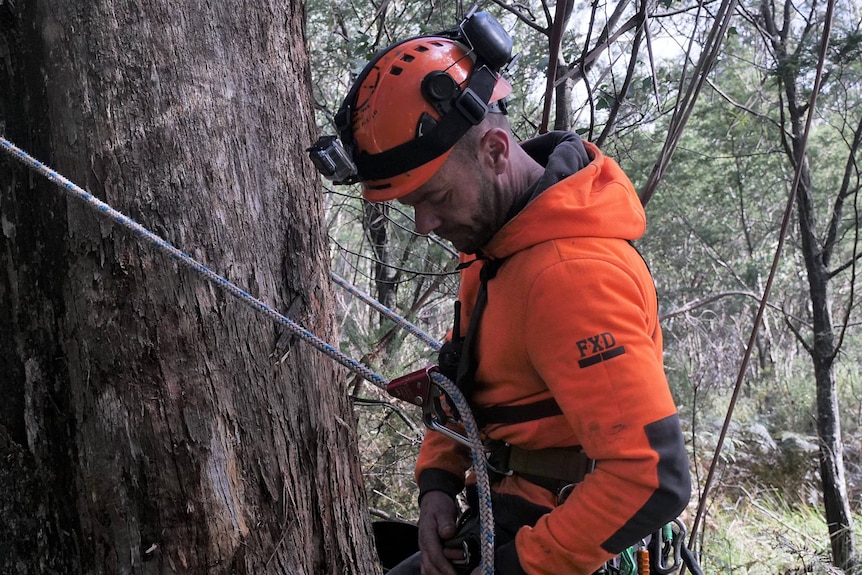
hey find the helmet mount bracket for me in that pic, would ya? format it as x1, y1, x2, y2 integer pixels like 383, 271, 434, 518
421, 71, 461, 116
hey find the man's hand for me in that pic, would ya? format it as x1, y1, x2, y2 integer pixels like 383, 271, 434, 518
418, 490, 463, 575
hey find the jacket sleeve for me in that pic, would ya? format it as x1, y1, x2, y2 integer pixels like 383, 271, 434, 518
515, 255, 690, 575
416, 428, 473, 499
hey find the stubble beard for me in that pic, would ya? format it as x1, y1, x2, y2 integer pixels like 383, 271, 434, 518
450, 175, 504, 254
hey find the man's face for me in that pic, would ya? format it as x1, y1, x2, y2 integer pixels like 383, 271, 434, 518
397, 147, 504, 254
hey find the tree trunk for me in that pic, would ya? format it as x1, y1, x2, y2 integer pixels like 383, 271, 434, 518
795, 154, 857, 572
0, 1, 378, 574
763, 1, 857, 565
362, 201, 397, 322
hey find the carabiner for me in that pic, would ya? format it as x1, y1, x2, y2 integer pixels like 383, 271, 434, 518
650, 518, 685, 575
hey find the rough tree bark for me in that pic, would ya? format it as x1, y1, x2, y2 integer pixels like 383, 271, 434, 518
0, 1, 379, 574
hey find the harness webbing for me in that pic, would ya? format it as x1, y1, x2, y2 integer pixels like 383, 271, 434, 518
452, 256, 564, 425
475, 397, 563, 426
455, 256, 505, 396
0, 136, 497, 574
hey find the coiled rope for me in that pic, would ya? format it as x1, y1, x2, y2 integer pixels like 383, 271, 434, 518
1, 136, 494, 575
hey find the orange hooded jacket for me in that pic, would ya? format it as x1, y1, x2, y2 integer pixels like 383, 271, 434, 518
415, 137, 691, 574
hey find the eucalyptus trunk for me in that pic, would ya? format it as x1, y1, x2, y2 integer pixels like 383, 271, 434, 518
759, 0, 857, 566
0, 1, 377, 573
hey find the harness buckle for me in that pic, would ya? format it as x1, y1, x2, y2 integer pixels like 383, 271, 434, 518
556, 483, 576, 505
484, 439, 514, 477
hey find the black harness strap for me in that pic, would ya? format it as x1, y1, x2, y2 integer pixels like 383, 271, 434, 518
451, 256, 564, 424
474, 397, 563, 426
444, 257, 587, 498
453, 256, 504, 397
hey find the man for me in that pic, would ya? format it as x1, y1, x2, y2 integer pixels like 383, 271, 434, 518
310, 12, 691, 575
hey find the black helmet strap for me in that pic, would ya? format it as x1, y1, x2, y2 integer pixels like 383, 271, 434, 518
351, 65, 497, 182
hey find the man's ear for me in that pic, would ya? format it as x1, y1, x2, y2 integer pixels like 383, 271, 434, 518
480, 127, 510, 175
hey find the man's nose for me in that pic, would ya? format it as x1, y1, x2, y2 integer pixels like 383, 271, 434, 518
413, 205, 441, 236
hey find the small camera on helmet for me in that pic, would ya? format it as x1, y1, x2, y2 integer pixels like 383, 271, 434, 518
307, 135, 358, 183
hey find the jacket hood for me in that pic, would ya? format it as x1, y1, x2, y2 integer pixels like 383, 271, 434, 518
482, 140, 646, 259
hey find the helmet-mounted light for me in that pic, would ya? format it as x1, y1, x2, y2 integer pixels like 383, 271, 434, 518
307, 9, 514, 192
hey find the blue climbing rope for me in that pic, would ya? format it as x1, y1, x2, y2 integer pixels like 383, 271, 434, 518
1, 136, 495, 575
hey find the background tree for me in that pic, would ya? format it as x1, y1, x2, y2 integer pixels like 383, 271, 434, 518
755, 0, 860, 567
0, 1, 378, 573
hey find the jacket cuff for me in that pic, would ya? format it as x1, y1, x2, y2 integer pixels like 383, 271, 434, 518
495, 541, 527, 575
417, 468, 464, 501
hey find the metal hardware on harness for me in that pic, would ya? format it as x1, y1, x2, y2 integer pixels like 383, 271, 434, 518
386, 366, 472, 448
650, 518, 686, 575
556, 483, 575, 506
445, 510, 481, 574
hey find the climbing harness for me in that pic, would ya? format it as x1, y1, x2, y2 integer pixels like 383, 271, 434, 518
484, 439, 593, 501
445, 507, 483, 574
0, 137, 498, 575
386, 250, 703, 574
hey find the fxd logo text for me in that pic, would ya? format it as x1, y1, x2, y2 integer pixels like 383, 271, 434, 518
576, 332, 626, 368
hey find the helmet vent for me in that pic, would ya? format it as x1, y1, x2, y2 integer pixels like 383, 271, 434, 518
390, 66, 404, 75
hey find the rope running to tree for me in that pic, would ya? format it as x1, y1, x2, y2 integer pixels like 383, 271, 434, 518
0, 136, 495, 575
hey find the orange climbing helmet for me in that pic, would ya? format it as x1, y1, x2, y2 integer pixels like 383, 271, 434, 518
307, 11, 514, 201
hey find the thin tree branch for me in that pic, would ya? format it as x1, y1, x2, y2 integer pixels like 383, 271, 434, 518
783, 310, 814, 356
704, 77, 788, 134
828, 251, 862, 280
660, 290, 803, 322
596, 7, 645, 146
640, 0, 740, 207
490, 0, 547, 34
822, 113, 862, 265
